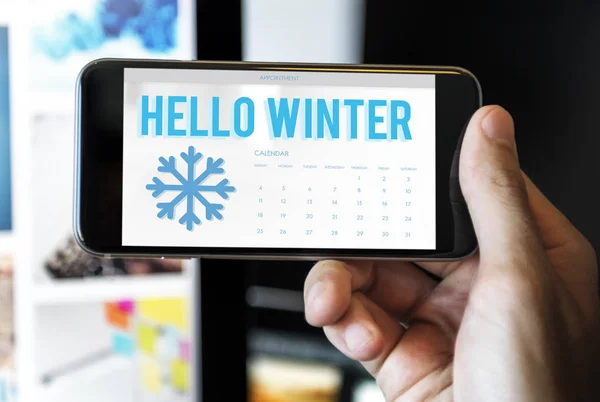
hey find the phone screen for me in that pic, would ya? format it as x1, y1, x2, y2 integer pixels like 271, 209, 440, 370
120, 68, 436, 250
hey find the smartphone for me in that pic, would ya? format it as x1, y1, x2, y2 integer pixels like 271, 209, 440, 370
74, 59, 481, 261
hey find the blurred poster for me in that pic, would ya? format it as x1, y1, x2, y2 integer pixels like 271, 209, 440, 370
30, 0, 195, 94
0, 26, 11, 232
32, 113, 184, 281
35, 297, 192, 402
0, 254, 16, 402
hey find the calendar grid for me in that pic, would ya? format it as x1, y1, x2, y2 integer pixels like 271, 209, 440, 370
251, 163, 423, 248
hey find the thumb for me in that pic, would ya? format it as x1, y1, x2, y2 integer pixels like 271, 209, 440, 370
459, 105, 546, 273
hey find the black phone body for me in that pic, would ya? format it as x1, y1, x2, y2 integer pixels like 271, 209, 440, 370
74, 59, 481, 261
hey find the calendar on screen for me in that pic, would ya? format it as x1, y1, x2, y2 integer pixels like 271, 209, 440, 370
121, 68, 436, 250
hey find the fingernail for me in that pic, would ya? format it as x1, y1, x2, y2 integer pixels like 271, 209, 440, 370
481, 107, 515, 147
345, 323, 374, 352
307, 281, 327, 308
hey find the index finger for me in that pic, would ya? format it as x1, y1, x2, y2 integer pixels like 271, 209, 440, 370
304, 260, 438, 327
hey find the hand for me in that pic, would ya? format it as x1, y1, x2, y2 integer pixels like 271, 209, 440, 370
303, 105, 600, 402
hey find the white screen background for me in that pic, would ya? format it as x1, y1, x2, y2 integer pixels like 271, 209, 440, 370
122, 69, 436, 250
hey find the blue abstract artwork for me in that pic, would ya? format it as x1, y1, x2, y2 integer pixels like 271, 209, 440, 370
33, 0, 178, 60
30, 0, 191, 93
0, 27, 12, 231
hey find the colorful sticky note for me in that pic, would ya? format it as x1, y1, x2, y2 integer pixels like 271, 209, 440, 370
112, 332, 135, 356
137, 324, 157, 355
138, 298, 187, 331
104, 302, 130, 330
171, 359, 188, 392
179, 340, 190, 362
116, 300, 135, 314
141, 359, 161, 394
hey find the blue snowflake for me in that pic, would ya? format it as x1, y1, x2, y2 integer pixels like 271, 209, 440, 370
146, 146, 236, 231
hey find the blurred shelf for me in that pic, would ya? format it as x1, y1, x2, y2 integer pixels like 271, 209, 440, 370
32, 272, 191, 304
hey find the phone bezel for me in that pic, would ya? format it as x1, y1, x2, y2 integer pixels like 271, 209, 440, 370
74, 59, 481, 260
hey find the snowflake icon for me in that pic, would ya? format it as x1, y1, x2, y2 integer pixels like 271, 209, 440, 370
146, 146, 236, 231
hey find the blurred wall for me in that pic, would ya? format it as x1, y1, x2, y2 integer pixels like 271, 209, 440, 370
242, 0, 365, 63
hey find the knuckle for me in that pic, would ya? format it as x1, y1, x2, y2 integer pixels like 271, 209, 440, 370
487, 165, 523, 191
463, 161, 526, 206
484, 165, 526, 200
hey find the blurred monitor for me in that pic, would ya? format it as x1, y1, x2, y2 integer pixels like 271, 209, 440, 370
198, 260, 386, 402
197, 3, 376, 401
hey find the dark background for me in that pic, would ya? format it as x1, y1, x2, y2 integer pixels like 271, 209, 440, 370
363, 5, 600, 254
198, 3, 600, 401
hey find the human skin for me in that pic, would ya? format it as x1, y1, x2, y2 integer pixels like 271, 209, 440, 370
304, 105, 600, 401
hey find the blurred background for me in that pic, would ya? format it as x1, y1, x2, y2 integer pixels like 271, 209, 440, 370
1, 1, 600, 401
